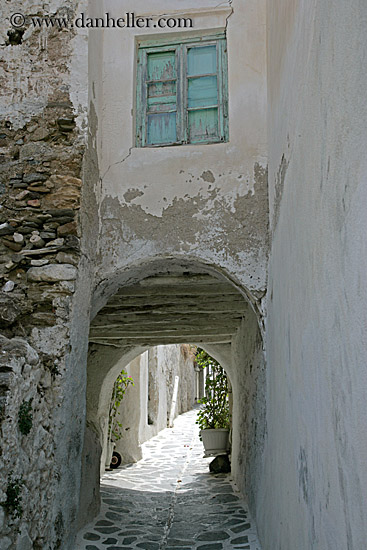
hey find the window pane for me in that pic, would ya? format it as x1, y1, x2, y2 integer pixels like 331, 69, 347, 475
138, 38, 226, 147
147, 51, 176, 81
148, 81, 176, 113
147, 102, 176, 114
148, 80, 176, 98
187, 45, 217, 76
147, 112, 176, 144
188, 76, 218, 108
188, 108, 218, 142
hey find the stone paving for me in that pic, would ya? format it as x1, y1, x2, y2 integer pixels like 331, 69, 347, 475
75, 409, 262, 550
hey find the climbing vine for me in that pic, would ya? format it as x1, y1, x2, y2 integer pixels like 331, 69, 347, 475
108, 371, 134, 442
195, 348, 230, 431
18, 399, 33, 435
2, 475, 24, 519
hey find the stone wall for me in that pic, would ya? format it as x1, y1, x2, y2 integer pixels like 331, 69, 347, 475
0, 114, 86, 548
0, 1, 90, 548
0, 336, 58, 549
203, 315, 266, 524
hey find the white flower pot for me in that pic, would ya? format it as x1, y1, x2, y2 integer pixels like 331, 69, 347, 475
200, 428, 230, 457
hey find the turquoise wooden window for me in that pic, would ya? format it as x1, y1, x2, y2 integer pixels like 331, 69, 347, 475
136, 34, 228, 147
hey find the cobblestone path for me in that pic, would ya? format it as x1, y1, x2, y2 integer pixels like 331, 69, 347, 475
75, 409, 262, 550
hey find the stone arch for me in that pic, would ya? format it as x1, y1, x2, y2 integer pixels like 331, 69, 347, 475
91, 255, 265, 323
79, 256, 266, 529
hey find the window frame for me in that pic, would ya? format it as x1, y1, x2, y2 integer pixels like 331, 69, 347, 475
136, 33, 228, 148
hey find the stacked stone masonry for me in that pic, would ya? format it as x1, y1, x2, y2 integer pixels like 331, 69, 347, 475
0, 2, 87, 546
0, 107, 84, 547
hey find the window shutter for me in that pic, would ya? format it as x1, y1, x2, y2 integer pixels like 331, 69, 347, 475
186, 44, 220, 144
137, 35, 228, 147
146, 50, 178, 145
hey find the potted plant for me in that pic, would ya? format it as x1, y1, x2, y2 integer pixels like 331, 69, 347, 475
105, 370, 134, 469
195, 348, 231, 457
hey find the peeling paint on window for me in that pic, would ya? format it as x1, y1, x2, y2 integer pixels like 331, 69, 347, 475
136, 34, 228, 147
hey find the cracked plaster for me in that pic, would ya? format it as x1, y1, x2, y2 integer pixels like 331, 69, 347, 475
89, 0, 268, 294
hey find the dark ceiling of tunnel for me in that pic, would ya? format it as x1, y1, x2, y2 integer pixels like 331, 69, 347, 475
89, 272, 249, 347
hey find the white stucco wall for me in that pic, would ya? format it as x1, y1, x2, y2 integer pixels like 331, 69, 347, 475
88, 0, 268, 307
262, 1, 367, 549
107, 345, 196, 465
230, 317, 266, 515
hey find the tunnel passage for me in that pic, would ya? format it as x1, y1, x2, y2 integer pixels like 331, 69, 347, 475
80, 265, 266, 530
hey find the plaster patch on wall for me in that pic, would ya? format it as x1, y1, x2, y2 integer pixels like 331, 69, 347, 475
116, 164, 261, 218
105, 187, 266, 255
200, 170, 216, 183
123, 189, 145, 203
96, 181, 268, 293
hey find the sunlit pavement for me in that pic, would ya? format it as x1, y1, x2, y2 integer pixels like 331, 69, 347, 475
75, 409, 262, 550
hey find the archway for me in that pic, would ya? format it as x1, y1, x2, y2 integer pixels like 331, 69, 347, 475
79, 258, 266, 530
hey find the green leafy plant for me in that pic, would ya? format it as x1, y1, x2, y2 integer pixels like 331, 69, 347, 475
18, 399, 33, 435
108, 371, 134, 442
195, 348, 230, 431
2, 475, 24, 519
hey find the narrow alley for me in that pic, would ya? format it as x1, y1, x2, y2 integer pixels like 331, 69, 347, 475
76, 409, 262, 550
